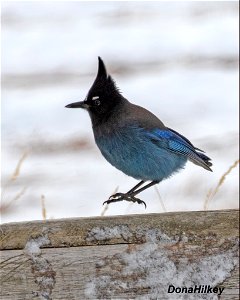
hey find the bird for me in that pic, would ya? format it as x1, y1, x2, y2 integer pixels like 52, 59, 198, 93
66, 57, 212, 208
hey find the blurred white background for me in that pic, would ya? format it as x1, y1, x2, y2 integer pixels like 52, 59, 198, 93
1, 1, 239, 223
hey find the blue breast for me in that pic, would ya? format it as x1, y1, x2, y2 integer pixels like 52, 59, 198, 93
94, 125, 187, 181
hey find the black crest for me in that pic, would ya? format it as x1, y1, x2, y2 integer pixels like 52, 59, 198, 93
87, 57, 120, 99
96, 56, 108, 81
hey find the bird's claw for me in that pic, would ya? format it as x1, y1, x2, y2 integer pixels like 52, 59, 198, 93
103, 193, 147, 209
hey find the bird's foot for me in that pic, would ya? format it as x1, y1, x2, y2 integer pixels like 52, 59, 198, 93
103, 192, 146, 208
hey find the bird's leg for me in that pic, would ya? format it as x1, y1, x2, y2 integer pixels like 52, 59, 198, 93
126, 180, 145, 194
130, 180, 159, 197
106, 181, 145, 201
104, 180, 145, 206
103, 180, 159, 208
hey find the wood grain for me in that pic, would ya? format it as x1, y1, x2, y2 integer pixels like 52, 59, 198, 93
1, 210, 239, 299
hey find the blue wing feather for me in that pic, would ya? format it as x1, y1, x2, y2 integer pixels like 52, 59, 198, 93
147, 128, 212, 171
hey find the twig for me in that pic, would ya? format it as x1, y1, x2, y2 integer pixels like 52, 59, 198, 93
154, 185, 167, 212
204, 159, 239, 210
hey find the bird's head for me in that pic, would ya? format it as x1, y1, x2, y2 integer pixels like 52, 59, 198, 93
66, 57, 123, 121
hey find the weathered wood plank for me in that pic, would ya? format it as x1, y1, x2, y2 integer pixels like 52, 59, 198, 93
1, 210, 239, 250
1, 245, 239, 299
0, 210, 239, 299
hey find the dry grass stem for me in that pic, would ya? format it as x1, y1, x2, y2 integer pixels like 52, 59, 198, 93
154, 185, 167, 212
204, 159, 239, 210
0, 187, 27, 213
41, 195, 47, 221
1, 151, 28, 198
101, 186, 119, 216
100, 203, 109, 216
1, 151, 28, 214
11, 151, 28, 181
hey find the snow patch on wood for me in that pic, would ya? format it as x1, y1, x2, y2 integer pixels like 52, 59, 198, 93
24, 231, 56, 300
85, 226, 238, 299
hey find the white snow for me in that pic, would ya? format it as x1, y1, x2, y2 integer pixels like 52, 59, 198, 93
24, 234, 50, 259
24, 232, 55, 300
86, 225, 133, 242
85, 226, 238, 299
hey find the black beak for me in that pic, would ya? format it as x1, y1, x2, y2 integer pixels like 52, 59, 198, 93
65, 101, 89, 109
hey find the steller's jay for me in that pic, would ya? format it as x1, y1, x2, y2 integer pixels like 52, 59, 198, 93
66, 57, 212, 208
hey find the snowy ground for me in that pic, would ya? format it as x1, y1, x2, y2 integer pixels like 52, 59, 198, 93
1, 1, 239, 223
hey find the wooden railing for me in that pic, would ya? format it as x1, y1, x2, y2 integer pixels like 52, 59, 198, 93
0, 210, 239, 299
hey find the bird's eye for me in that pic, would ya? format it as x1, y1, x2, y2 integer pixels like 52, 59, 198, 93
91, 96, 101, 106
94, 99, 101, 106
